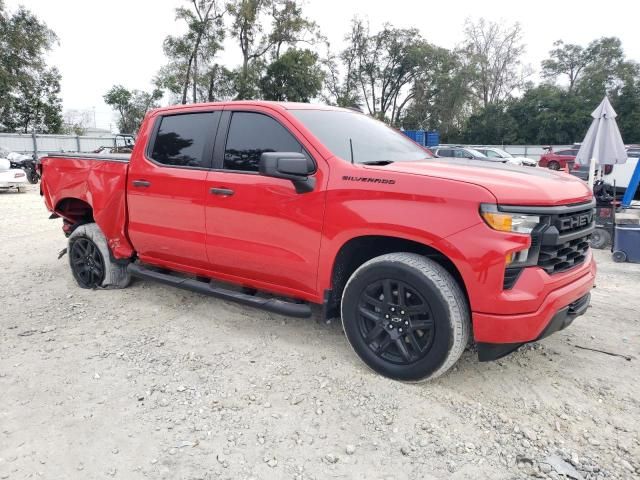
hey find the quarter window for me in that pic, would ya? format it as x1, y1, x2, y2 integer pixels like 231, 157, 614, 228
150, 112, 218, 168
224, 112, 305, 172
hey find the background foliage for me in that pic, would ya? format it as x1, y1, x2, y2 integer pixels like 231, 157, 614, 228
1, 0, 638, 141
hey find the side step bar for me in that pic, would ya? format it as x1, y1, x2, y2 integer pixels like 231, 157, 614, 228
127, 263, 312, 318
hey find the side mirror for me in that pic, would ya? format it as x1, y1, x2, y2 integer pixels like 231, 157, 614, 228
259, 152, 316, 193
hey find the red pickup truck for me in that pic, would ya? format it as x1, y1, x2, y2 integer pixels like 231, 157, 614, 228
40, 101, 596, 381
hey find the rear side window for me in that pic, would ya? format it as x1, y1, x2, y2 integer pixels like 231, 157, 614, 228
437, 148, 453, 157
557, 150, 578, 156
224, 112, 305, 172
150, 112, 218, 168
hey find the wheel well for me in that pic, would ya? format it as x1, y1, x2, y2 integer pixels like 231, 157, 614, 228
55, 198, 94, 231
325, 235, 468, 319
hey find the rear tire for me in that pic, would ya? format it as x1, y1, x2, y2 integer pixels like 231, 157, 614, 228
548, 161, 560, 170
341, 253, 470, 382
68, 223, 131, 289
590, 228, 611, 249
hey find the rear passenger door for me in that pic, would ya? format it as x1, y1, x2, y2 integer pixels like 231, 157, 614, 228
127, 110, 220, 270
204, 107, 326, 298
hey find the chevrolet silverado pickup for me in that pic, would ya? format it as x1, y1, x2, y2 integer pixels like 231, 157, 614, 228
40, 101, 597, 381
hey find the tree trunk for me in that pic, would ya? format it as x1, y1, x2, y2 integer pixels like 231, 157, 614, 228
208, 72, 215, 102
193, 53, 198, 103
181, 54, 194, 105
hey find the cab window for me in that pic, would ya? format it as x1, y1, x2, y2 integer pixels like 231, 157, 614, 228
224, 112, 305, 172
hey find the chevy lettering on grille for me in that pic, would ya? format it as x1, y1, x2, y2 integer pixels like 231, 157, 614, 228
557, 211, 594, 232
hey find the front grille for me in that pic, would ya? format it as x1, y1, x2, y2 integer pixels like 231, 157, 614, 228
535, 203, 595, 275
537, 235, 591, 274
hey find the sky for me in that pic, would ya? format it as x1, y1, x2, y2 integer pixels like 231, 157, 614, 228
6, 0, 640, 131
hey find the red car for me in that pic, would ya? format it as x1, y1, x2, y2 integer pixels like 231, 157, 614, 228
39, 101, 596, 381
538, 148, 579, 170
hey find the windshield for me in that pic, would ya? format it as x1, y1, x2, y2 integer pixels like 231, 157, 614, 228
466, 148, 488, 158
291, 110, 432, 163
492, 148, 513, 158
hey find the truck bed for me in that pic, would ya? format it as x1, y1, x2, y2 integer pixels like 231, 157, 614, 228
40, 153, 134, 258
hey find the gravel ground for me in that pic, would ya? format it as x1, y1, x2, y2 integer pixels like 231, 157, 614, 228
1, 187, 639, 480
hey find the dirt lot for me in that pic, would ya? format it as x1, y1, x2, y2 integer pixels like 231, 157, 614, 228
1, 187, 639, 480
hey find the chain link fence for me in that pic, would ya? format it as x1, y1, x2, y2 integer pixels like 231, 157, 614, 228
0, 133, 118, 157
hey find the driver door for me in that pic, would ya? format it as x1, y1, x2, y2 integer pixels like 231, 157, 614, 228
203, 107, 326, 298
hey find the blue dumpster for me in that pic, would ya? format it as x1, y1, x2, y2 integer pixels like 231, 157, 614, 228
426, 131, 440, 147
402, 130, 426, 146
612, 224, 640, 263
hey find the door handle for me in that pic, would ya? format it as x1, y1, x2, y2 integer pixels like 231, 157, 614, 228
132, 180, 151, 188
210, 187, 234, 196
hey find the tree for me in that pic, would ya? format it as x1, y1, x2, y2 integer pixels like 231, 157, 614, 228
260, 48, 323, 101
103, 85, 162, 134
63, 109, 94, 135
539, 36, 640, 143
461, 102, 516, 144
611, 63, 640, 143
401, 47, 475, 142
321, 34, 361, 109
541, 41, 591, 92
269, 0, 319, 60
227, 0, 321, 99
227, 0, 274, 99
462, 18, 528, 108
542, 37, 633, 101
504, 85, 590, 144
0, 3, 63, 133
157, 0, 225, 104
342, 19, 430, 123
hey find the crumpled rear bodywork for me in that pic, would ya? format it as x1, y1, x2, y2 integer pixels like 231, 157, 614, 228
40, 156, 135, 259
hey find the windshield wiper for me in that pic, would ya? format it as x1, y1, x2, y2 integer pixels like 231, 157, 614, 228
360, 160, 395, 166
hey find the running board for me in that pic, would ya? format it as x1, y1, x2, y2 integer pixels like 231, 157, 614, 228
127, 263, 312, 318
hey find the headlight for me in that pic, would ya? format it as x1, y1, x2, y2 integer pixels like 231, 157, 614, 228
480, 205, 540, 234
480, 205, 541, 265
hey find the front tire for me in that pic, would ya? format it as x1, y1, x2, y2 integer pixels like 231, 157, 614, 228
68, 223, 131, 289
548, 161, 560, 170
341, 253, 470, 382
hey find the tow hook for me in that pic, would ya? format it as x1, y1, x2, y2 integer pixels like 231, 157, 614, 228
58, 247, 67, 259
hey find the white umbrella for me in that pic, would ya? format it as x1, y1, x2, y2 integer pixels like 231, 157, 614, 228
574, 96, 627, 188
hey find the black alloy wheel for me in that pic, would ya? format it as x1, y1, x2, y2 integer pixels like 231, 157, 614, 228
357, 278, 435, 365
341, 253, 470, 381
70, 237, 106, 288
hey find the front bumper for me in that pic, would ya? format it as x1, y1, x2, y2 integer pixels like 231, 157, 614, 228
477, 292, 591, 361
472, 254, 596, 346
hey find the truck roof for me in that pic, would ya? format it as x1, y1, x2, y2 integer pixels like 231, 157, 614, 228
151, 101, 351, 116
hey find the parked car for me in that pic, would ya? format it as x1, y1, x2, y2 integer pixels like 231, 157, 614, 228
40, 101, 596, 382
0, 157, 28, 192
626, 145, 640, 158
539, 148, 578, 170
473, 147, 538, 167
431, 146, 508, 163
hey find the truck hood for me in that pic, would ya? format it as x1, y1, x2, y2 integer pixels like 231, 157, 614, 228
365, 158, 592, 206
